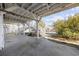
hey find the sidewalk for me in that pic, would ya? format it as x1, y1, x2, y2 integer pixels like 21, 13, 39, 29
45, 36, 79, 46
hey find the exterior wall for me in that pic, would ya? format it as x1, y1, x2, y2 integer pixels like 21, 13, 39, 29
4, 23, 24, 34
0, 12, 4, 50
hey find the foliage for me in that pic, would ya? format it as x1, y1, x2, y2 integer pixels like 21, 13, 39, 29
38, 20, 45, 28
62, 28, 73, 38
54, 13, 79, 40
54, 19, 65, 35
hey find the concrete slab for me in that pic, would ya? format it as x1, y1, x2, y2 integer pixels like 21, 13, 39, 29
1, 34, 79, 56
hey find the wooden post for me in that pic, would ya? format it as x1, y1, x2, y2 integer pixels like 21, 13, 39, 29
17, 23, 20, 34
35, 16, 42, 39
0, 11, 5, 50
36, 20, 39, 39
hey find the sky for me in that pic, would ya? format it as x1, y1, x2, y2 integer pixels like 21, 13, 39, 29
42, 6, 79, 26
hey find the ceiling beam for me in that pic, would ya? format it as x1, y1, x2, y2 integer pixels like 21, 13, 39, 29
34, 5, 48, 14
46, 3, 50, 10
39, 3, 78, 17
34, 4, 60, 15
37, 4, 63, 16
21, 3, 26, 8
31, 4, 45, 12
11, 3, 36, 19
26, 3, 37, 10
17, 4, 39, 19
5, 6, 19, 12
34, 3, 55, 14
0, 8, 34, 20
25, 3, 32, 9
40, 7, 62, 16
7, 14, 27, 23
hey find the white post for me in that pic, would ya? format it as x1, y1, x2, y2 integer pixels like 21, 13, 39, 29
36, 20, 39, 39
36, 16, 42, 39
28, 24, 30, 33
17, 23, 20, 34
0, 12, 4, 50
27, 21, 31, 33
23, 23, 25, 31
22, 23, 26, 35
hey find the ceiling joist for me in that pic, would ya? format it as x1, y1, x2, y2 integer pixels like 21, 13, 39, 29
0, 8, 34, 20
0, 3, 79, 23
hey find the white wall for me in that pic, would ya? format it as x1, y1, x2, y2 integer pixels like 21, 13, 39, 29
0, 13, 4, 50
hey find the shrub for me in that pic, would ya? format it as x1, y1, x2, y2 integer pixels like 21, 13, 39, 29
62, 28, 73, 39
54, 13, 79, 40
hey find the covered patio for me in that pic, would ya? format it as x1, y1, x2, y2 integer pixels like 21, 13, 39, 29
0, 3, 79, 56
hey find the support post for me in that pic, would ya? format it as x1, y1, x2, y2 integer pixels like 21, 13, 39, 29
28, 23, 30, 33
0, 11, 5, 50
36, 20, 39, 39
22, 23, 26, 35
17, 23, 20, 34
22, 23, 25, 31
36, 16, 41, 39
26, 21, 31, 33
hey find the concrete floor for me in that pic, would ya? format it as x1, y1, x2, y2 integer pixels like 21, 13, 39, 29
1, 34, 79, 56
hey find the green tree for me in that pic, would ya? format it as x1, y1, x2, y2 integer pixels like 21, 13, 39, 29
53, 13, 79, 40
54, 19, 65, 35
38, 20, 45, 29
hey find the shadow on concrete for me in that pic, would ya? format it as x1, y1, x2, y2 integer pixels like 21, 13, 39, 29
0, 49, 5, 56
48, 39, 79, 50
